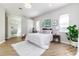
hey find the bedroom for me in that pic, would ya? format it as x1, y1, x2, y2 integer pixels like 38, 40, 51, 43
0, 3, 79, 56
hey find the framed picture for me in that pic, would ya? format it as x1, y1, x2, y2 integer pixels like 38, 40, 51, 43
41, 18, 51, 28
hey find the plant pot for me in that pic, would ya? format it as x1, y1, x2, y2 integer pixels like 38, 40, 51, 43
69, 41, 78, 47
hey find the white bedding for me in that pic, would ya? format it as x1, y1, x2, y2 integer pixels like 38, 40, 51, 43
26, 33, 52, 49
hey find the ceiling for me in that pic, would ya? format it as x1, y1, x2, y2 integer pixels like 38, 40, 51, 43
0, 3, 69, 18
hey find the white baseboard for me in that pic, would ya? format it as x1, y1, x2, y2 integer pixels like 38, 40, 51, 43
61, 41, 70, 45
0, 40, 5, 44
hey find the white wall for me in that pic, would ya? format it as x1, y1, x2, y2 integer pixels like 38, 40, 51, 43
34, 4, 79, 44
21, 16, 34, 35
0, 6, 5, 43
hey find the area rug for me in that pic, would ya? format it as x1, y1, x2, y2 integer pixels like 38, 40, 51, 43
11, 41, 46, 56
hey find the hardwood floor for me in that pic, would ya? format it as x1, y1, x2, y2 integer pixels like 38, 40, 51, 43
42, 42, 77, 56
0, 37, 77, 56
0, 37, 22, 56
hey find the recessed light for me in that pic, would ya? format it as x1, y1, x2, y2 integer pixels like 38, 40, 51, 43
24, 3, 32, 9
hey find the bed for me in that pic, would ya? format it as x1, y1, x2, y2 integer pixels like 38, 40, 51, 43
26, 33, 52, 49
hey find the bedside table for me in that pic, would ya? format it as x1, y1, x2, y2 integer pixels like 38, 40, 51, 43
51, 34, 61, 43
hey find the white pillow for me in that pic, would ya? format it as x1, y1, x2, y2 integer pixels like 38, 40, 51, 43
25, 33, 52, 49
41, 30, 52, 34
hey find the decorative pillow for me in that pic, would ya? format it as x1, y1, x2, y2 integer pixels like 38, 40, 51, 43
42, 30, 52, 34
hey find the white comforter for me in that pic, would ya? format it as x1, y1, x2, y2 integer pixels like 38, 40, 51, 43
26, 33, 52, 49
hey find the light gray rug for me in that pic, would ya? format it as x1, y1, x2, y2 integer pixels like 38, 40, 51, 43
11, 41, 46, 56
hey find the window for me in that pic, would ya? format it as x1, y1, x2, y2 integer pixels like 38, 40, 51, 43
59, 14, 69, 32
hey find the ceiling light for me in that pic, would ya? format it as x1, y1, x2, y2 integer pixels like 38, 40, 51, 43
49, 4, 53, 7
24, 3, 32, 8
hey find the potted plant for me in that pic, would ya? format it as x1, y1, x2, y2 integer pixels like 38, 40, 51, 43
66, 25, 78, 47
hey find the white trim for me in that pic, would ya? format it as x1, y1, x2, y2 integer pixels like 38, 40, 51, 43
7, 36, 11, 39
61, 41, 70, 45
0, 40, 5, 44
61, 41, 78, 47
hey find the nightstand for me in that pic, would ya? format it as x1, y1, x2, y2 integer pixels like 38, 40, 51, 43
51, 34, 61, 43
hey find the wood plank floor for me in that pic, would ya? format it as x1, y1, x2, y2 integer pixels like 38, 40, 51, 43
42, 42, 77, 56
0, 37, 77, 56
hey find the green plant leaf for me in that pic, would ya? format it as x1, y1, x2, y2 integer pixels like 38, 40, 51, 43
66, 25, 78, 42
